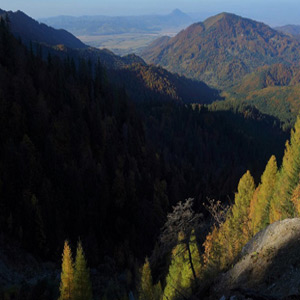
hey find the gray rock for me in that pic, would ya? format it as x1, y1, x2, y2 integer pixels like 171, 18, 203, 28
213, 218, 300, 299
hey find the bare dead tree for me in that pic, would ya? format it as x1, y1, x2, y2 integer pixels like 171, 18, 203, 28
159, 198, 203, 281
203, 198, 229, 227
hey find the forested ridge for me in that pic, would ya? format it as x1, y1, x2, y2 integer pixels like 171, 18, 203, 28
0, 16, 293, 300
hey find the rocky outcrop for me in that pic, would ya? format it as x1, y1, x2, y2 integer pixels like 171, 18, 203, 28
212, 218, 300, 300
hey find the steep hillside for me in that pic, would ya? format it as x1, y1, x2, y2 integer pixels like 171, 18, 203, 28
111, 63, 220, 103
211, 64, 300, 128
0, 10, 87, 49
141, 13, 300, 88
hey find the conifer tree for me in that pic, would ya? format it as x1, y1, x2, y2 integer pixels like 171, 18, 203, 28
163, 240, 190, 300
163, 231, 201, 300
153, 281, 162, 300
251, 156, 278, 234
270, 116, 300, 221
139, 257, 161, 300
291, 182, 300, 216
74, 240, 93, 300
160, 198, 202, 282
59, 241, 74, 300
203, 171, 255, 273
231, 170, 255, 245
249, 187, 260, 233
202, 226, 220, 271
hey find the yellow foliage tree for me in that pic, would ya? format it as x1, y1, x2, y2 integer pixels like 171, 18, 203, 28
270, 116, 300, 222
230, 170, 255, 246
202, 171, 255, 273
251, 155, 278, 234
74, 240, 93, 300
139, 257, 162, 300
59, 241, 74, 300
291, 182, 300, 216
202, 226, 222, 273
163, 231, 201, 300
249, 187, 260, 233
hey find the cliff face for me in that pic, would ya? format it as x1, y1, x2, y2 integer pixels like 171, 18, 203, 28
211, 218, 300, 300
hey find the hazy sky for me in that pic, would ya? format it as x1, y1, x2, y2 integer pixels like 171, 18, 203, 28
1, 0, 300, 26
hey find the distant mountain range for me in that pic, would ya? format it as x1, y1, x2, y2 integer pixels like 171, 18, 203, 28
39, 9, 193, 36
0, 8, 218, 105
141, 13, 300, 89
275, 24, 300, 37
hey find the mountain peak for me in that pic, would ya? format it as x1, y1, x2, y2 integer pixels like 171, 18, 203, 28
170, 9, 185, 16
203, 12, 240, 29
141, 12, 300, 89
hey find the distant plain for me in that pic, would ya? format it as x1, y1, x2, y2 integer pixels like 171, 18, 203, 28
77, 29, 179, 55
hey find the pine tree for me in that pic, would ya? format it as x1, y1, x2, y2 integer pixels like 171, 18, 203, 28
59, 241, 74, 300
74, 240, 93, 300
251, 156, 278, 234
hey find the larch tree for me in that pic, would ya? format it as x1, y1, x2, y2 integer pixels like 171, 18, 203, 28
291, 182, 300, 216
163, 233, 192, 300
139, 257, 162, 300
249, 187, 260, 234
153, 282, 162, 300
204, 171, 255, 272
230, 170, 256, 247
74, 240, 93, 300
162, 230, 201, 300
59, 240, 74, 300
270, 116, 300, 222
159, 198, 202, 282
202, 226, 220, 271
251, 155, 278, 234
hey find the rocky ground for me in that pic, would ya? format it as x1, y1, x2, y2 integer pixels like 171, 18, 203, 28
211, 218, 300, 300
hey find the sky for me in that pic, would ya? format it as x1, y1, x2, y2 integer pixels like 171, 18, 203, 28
1, 0, 300, 26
